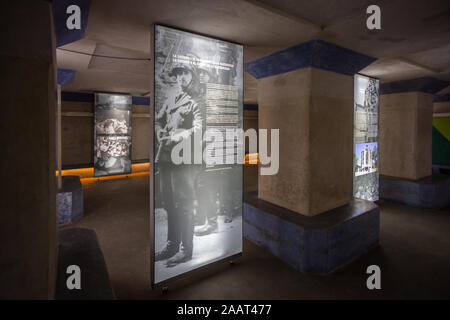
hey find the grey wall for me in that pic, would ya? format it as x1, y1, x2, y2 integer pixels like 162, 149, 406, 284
61, 102, 257, 169
434, 101, 450, 114
61, 100, 150, 167
61, 101, 259, 193
0, 1, 57, 299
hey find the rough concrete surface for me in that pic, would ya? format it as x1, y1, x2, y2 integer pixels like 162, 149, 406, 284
0, 0, 57, 299
379, 92, 433, 180
258, 67, 312, 215
257, 67, 352, 216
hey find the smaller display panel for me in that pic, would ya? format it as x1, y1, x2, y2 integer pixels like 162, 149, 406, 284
355, 142, 378, 176
95, 109, 130, 134
94, 93, 132, 177
353, 74, 379, 201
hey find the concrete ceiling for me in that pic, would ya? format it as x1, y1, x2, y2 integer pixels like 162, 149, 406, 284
57, 0, 450, 97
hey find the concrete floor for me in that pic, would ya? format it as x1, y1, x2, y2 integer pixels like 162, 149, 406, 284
65, 173, 450, 299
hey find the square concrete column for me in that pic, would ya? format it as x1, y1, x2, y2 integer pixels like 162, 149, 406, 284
379, 78, 449, 180
380, 92, 433, 180
0, 1, 57, 299
245, 40, 375, 216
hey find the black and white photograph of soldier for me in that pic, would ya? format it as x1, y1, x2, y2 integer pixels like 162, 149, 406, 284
95, 109, 130, 134
94, 135, 131, 176
154, 59, 202, 268
153, 25, 243, 284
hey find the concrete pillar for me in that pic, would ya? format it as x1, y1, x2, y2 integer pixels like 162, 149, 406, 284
380, 92, 433, 180
379, 78, 449, 180
244, 47, 284, 104
244, 40, 375, 216
0, 1, 57, 299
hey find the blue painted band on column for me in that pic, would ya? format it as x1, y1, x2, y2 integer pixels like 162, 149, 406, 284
132, 96, 151, 106
52, 0, 91, 47
379, 175, 450, 209
57, 68, 76, 90
380, 77, 449, 95
61, 91, 151, 106
434, 93, 450, 103
244, 40, 376, 79
243, 192, 380, 273
61, 91, 93, 102
244, 104, 258, 111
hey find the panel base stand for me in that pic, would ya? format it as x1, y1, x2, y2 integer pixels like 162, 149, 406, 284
380, 174, 450, 209
243, 192, 380, 274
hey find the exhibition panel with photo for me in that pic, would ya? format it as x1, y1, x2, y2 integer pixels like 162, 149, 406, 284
353, 74, 379, 201
94, 93, 133, 177
152, 25, 244, 285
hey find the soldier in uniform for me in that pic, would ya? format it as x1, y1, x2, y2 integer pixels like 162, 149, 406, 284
154, 61, 202, 267
194, 169, 220, 236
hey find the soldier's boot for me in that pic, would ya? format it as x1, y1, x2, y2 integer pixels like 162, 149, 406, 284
224, 217, 233, 223
155, 240, 179, 261
166, 214, 194, 267
165, 245, 193, 267
224, 203, 240, 224
194, 213, 205, 226
223, 208, 233, 223
195, 220, 218, 236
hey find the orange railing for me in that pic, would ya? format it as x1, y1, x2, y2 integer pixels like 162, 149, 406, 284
57, 162, 150, 183
245, 153, 258, 165
57, 154, 258, 184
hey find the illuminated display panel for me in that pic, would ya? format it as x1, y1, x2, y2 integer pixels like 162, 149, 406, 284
94, 93, 132, 177
151, 25, 243, 285
353, 74, 379, 201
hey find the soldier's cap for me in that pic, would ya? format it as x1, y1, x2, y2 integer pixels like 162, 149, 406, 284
168, 63, 194, 77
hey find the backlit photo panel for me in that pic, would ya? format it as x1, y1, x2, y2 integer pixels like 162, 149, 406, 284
353, 74, 379, 201
152, 25, 243, 285
94, 93, 132, 177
